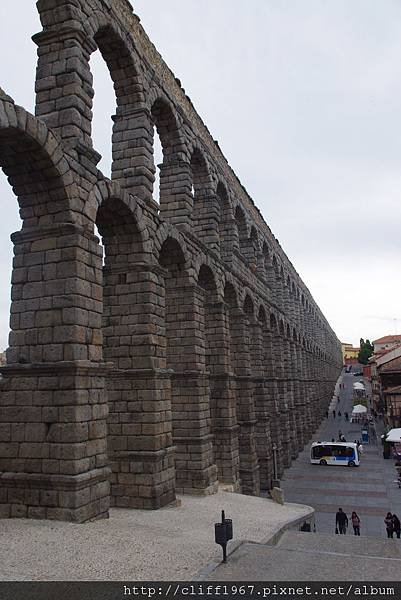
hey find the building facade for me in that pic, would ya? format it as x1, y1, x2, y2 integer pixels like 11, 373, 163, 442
341, 343, 360, 365
0, 0, 342, 522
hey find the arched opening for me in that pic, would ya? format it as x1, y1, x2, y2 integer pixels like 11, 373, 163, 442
93, 26, 143, 185
234, 205, 248, 256
191, 149, 210, 237
0, 168, 20, 358
262, 242, 273, 287
0, 122, 71, 364
243, 294, 254, 320
151, 100, 188, 224
96, 196, 145, 368
89, 49, 115, 177
153, 127, 163, 204
216, 182, 232, 255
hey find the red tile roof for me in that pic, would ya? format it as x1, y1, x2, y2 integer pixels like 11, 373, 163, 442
373, 335, 401, 344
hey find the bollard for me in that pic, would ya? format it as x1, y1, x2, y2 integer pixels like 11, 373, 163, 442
214, 510, 233, 563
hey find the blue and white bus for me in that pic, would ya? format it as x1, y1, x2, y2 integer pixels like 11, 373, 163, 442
310, 442, 359, 467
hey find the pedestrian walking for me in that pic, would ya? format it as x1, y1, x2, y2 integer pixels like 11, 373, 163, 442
345, 412, 349, 421
358, 443, 364, 455
351, 512, 361, 536
384, 512, 394, 538
338, 411, 342, 419
338, 429, 342, 440
340, 434, 346, 442
326, 411, 329, 419
333, 410, 336, 419
335, 508, 348, 535
392, 514, 401, 539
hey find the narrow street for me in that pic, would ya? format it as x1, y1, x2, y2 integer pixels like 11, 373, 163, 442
281, 370, 401, 538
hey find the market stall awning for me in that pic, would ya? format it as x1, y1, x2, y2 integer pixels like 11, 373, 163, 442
352, 404, 367, 414
385, 428, 401, 443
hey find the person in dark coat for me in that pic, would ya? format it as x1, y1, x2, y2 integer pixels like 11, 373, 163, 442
336, 508, 348, 534
392, 514, 401, 539
333, 410, 336, 419
338, 411, 342, 419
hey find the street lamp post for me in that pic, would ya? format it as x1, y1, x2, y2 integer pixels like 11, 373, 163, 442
272, 443, 280, 488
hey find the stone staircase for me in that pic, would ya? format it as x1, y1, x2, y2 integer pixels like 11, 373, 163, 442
207, 531, 401, 580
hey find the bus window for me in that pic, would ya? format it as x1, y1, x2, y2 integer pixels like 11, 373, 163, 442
333, 445, 345, 457
312, 446, 323, 459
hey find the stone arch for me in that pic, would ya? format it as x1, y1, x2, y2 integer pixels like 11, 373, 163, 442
262, 241, 273, 285
34, 8, 147, 186
85, 179, 148, 248
0, 99, 74, 226
153, 223, 191, 270
216, 180, 234, 254
150, 96, 183, 163
243, 293, 255, 320
149, 95, 191, 225
234, 204, 248, 255
190, 147, 215, 246
198, 263, 217, 293
0, 99, 79, 365
257, 304, 267, 324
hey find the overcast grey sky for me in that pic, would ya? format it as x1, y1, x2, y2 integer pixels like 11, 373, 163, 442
0, 0, 401, 350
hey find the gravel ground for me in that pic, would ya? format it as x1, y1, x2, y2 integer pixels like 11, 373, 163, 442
0, 490, 312, 581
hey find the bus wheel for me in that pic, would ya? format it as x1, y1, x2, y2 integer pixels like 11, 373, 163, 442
348, 460, 356, 467
319, 459, 327, 465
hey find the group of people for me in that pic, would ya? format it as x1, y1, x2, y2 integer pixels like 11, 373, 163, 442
335, 508, 361, 535
329, 410, 349, 420
335, 508, 401, 538
384, 513, 401, 539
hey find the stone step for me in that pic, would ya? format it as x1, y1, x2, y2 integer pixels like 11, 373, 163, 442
208, 530, 401, 581
276, 530, 401, 559
207, 541, 401, 581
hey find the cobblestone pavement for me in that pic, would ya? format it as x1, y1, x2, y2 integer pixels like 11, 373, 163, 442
281, 371, 401, 538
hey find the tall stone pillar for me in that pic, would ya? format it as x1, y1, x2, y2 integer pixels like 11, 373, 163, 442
0, 223, 110, 522
111, 107, 155, 202
104, 263, 176, 508
250, 321, 273, 491
208, 301, 240, 488
159, 160, 193, 231
167, 282, 217, 494
282, 334, 297, 459
264, 325, 284, 478
230, 309, 260, 495
272, 328, 291, 469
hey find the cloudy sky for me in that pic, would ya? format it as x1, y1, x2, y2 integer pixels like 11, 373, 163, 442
0, 0, 401, 351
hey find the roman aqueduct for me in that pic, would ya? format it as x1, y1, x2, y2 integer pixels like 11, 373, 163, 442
0, 0, 342, 522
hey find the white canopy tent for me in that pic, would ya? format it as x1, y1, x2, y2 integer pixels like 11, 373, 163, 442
352, 404, 367, 414
353, 382, 365, 390
385, 428, 401, 443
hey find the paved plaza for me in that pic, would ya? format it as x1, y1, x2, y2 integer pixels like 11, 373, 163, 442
281, 372, 401, 537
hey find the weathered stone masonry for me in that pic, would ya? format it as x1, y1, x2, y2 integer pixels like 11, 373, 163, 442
0, 0, 342, 522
